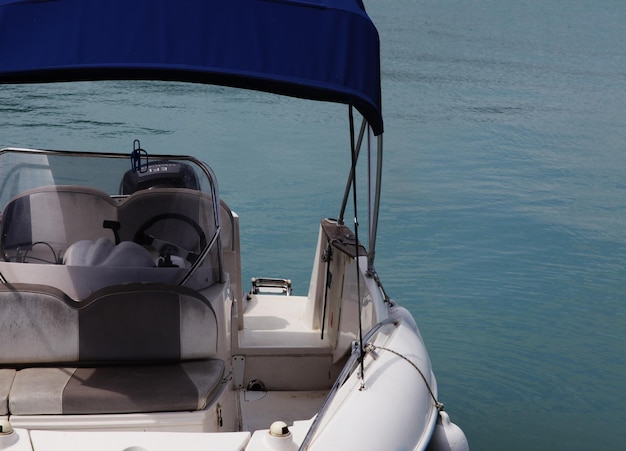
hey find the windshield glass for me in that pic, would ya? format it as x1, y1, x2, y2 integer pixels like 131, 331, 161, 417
0, 148, 216, 205
0, 148, 222, 297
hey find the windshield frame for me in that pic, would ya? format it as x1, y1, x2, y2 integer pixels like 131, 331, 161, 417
0, 147, 224, 290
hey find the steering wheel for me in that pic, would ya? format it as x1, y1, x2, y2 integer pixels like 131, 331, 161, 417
133, 213, 207, 265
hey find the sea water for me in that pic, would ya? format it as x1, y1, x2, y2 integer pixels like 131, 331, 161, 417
1, 0, 625, 449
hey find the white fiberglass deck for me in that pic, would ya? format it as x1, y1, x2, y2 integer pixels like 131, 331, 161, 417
238, 294, 329, 351
239, 390, 326, 432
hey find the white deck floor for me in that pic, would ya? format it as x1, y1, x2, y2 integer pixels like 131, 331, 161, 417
239, 390, 327, 432
239, 294, 329, 350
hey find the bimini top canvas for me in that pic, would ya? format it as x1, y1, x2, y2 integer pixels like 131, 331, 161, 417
0, 0, 383, 134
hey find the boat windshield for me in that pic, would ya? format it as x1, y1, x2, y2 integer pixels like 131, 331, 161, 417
0, 148, 223, 297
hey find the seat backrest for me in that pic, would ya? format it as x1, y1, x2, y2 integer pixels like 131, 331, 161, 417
78, 283, 218, 362
117, 188, 215, 254
0, 283, 218, 366
0, 284, 79, 364
1, 186, 117, 263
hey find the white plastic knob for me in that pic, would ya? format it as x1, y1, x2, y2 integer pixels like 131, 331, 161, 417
0, 420, 18, 449
0, 420, 13, 435
269, 421, 290, 437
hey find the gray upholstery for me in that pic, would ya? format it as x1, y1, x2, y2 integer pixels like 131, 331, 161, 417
78, 284, 218, 362
78, 287, 184, 362
117, 188, 215, 252
0, 369, 15, 415
0, 283, 221, 415
9, 367, 74, 415
1, 185, 215, 269
0, 283, 217, 365
0, 186, 223, 416
10, 360, 225, 415
1, 186, 118, 263
0, 286, 78, 364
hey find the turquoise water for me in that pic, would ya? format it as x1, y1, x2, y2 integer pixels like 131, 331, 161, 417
1, 0, 625, 449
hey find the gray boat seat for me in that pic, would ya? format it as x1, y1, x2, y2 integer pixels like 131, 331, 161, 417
0, 283, 223, 415
116, 187, 214, 263
1, 185, 118, 264
1, 185, 216, 266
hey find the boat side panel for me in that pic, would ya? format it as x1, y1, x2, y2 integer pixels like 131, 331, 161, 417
306, 319, 439, 451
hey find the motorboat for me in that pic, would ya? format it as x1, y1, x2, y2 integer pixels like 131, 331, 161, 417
0, 0, 468, 450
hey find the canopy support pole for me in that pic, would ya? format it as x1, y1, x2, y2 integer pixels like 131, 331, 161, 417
345, 106, 366, 386
367, 133, 383, 274
337, 108, 383, 273
338, 116, 367, 226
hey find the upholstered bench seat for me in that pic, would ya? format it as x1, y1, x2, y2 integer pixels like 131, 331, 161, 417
0, 282, 222, 416
9, 360, 224, 415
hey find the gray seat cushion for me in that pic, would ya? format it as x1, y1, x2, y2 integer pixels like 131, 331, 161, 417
0, 369, 16, 415
9, 359, 225, 415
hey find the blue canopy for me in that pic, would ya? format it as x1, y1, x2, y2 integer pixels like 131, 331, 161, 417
0, 0, 383, 134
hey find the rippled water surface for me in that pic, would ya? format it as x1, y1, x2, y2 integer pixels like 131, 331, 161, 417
1, 1, 625, 449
